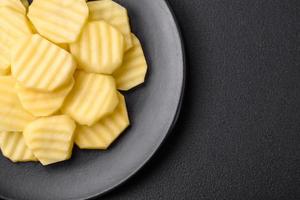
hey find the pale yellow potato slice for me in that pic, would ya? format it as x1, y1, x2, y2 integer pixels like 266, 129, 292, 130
62, 71, 119, 126
11, 34, 76, 91
75, 92, 129, 149
113, 34, 148, 91
0, 7, 32, 75
16, 78, 74, 117
28, 0, 89, 43
0, 132, 37, 162
0, 76, 35, 132
23, 115, 76, 165
0, 7, 32, 48
0, 0, 27, 14
88, 0, 132, 50
70, 21, 124, 74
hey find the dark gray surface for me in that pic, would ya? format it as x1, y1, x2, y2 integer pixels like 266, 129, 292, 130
102, 0, 300, 200
0, 0, 184, 200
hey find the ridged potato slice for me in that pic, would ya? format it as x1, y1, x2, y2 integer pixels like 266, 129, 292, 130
113, 34, 148, 91
75, 92, 129, 149
62, 71, 119, 126
70, 21, 124, 74
0, 7, 32, 75
88, 0, 132, 50
23, 115, 76, 165
28, 0, 89, 43
0, 7, 32, 47
0, 76, 35, 132
0, 132, 37, 162
16, 78, 74, 117
0, 0, 27, 14
11, 34, 76, 91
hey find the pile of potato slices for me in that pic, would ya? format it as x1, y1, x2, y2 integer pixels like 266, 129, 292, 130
0, 0, 147, 165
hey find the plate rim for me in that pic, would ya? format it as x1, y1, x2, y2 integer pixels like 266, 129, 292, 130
0, 0, 186, 199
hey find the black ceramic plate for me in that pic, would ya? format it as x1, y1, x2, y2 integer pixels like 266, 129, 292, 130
0, 0, 185, 199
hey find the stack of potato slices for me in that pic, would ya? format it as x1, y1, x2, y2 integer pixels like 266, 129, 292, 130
0, 0, 148, 165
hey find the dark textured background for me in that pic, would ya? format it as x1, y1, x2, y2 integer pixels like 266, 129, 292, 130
102, 0, 299, 199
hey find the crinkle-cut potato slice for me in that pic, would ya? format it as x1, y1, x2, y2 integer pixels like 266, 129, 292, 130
62, 71, 119, 126
88, 0, 132, 51
0, 7, 32, 48
23, 115, 76, 165
0, 0, 27, 14
11, 34, 76, 92
113, 34, 148, 91
70, 21, 124, 75
16, 78, 74, 117
0, 76, 35, 132
0, 7, 32, 75
28, 0, 89, 43
75, 92, 129, 149
0, 132, 37, 162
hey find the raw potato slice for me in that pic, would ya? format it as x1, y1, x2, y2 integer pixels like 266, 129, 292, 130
88, 0, 132, 50
62, 71, 119, 126
0, 132, 37, 162
0, 7, 32, 75
28, 0, 89, 43
75, 92, 129, 149
0, 76, 35, 132
113, 34, 148, 91
23, 115, 76, 165
70, 21, 124, 74
16, 78, 74, 117
0, 0, 27, 14
11, 34, 76, 91
0, 7, 32, 48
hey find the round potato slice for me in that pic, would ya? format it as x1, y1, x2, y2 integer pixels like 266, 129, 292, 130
0, 132, 37, 162
28, 0, 89, 43
11, 34, 76, 92
61, 71, 119, 126
75, 92, 129, 149
113, 34, 148, 91
70, 21, 124, 75
16, 78, 74, 117
23, 115, 76, 166
88, 0, 132, 51
0, 76, 35, 132
0, 7, 32, 47
0, 7, 32, 75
